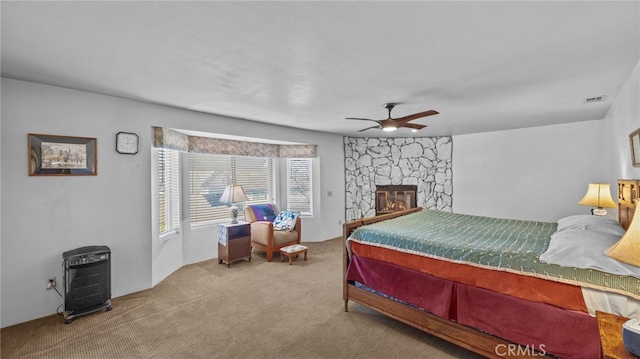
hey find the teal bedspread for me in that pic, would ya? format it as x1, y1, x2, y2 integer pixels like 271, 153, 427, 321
349, 210, 640, 298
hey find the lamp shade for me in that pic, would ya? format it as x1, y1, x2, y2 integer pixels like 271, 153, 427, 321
578, 183, 617, 208
607, 208, 640, 267
219, 184, 248, 204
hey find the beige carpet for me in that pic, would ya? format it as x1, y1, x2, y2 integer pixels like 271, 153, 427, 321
1, 237, 482, 359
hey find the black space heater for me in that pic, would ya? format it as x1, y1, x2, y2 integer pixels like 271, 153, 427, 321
62, 245, 112, 324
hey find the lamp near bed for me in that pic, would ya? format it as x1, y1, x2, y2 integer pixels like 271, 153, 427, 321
607, 206, 640, 267
578, 183, 617, 216
220, 184, 248, 224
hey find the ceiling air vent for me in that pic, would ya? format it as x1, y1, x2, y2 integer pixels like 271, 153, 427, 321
584, 95, 607, 103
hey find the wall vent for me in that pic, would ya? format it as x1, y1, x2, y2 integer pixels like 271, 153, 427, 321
584, 95, 607, 103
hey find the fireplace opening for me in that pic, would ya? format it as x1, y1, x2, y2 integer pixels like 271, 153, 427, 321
375, 185, 417, 215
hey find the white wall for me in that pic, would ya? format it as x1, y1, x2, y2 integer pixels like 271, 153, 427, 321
604, 60, 640, 186
0, 78, 345, 327
453, 120, 606, 222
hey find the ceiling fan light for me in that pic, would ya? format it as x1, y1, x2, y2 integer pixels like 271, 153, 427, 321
410, 128, 418, 133
382, 126, 397, 132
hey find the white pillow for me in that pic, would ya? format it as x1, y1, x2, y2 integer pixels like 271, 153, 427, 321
556, 215, 625, 236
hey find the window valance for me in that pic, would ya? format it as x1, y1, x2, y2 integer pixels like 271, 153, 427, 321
154, 127, 189, 152
278, 144, 316, 158
153, 127, 316, 158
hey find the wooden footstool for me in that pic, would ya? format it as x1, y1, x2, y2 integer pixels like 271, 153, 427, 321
280, 244, 308, 265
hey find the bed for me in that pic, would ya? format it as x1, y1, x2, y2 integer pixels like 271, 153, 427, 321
343, 179, 640, 359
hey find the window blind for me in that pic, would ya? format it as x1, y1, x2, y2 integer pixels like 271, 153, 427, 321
159, 148, 180, 238
287, 158, 313, 216
189, 153, 275, 226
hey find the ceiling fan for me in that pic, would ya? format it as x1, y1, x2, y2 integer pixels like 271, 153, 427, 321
346, 103, 439, 132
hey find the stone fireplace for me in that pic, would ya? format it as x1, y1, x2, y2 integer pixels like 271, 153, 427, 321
344, 136, 453, 221
376, 185, 417, 215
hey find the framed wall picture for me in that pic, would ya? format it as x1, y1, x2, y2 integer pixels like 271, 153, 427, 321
28, 133, 97, 176
630, 128, 640, 168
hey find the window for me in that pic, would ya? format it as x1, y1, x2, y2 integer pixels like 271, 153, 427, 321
287, 158, 312, 216
189, 154, 275, 226
158, 148, 180, 238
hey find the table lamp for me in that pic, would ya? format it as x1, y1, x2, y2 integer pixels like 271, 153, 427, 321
607, 204, 640, 267
578, 183, 617, 216
220, 184, 248, 224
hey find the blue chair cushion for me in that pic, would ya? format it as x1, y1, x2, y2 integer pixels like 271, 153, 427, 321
246, 203, 278, 222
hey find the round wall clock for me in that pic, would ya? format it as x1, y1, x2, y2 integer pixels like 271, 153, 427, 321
116, 131, 139, 155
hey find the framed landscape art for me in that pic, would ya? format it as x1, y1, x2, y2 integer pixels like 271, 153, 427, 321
28, 133, 97, 176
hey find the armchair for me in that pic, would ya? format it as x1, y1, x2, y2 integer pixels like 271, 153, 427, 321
244, 204, 301, 262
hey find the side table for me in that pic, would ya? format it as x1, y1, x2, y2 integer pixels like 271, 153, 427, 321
597, 311, 639, 359
218, 222, 251, 267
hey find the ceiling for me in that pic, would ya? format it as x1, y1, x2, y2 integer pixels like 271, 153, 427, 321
2, 1, 639, 137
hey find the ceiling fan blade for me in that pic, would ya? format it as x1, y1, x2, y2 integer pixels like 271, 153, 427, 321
394, 110, 439, 124
357, 125, 382, 132
349, 105, 439, 132
346, 117, 380, 123
402, 123, 427, 130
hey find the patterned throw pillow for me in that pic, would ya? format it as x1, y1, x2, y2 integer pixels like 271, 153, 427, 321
273, 211, 299, 231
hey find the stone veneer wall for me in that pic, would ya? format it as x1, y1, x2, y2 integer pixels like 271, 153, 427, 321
344, 136, 453, 221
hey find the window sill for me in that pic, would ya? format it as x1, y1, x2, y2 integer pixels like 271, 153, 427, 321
159, 230, 180, 242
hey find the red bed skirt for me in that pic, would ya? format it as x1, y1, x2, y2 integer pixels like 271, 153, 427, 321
349, 240, 587, 312
346, 254, 601, 359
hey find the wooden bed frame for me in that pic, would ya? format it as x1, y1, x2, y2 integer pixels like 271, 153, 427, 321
342, 180, 638, 359
618, 179, 638, 230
